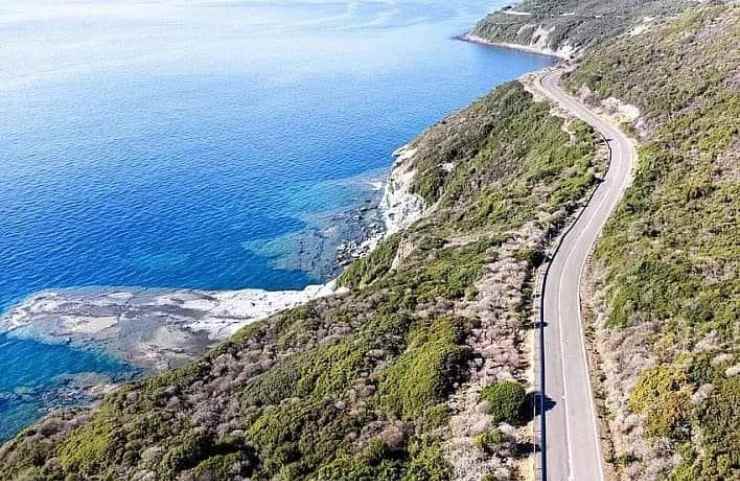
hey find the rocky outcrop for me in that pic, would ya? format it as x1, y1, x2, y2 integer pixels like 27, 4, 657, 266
381, 145, 427, 235
461, 32, 575, 60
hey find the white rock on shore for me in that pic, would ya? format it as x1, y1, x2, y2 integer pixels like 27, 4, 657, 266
0, 282, 340, 370
461, 32, 575, 60
184, 282, 339, 338
381, 144, 426, 235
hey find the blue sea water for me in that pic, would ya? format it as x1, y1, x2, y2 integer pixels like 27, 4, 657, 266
0, 0, 554, 439
0, 333, 135, 439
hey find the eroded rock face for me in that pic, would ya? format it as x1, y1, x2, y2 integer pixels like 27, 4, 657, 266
382, 145, 426, 235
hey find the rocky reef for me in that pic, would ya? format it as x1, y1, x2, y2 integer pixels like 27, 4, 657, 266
0, 284, 338, 371
0, 139, 427, 375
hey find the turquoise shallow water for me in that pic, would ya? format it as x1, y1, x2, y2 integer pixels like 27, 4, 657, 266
0, 0, 554, 439
0, 333, 136, 438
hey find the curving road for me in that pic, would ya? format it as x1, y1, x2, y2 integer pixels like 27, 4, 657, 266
533, 69, 636, 481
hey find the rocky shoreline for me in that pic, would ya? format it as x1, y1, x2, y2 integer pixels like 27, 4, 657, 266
0, 143, 424, 374
456, 32, 575, 60
0, 284, 339, 371
1, 371, 125, 415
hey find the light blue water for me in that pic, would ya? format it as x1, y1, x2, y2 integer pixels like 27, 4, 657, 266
0, 0, 554, 439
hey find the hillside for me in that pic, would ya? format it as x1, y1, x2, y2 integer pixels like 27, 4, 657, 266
564, 5, 739, 481
470, 4, 739, 479
469, 0, 692, 58
1, 2, 737, 481
0, 82, 603, 480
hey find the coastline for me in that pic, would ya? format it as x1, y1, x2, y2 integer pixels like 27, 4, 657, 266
0, 29, 546, 438
0, 143, 426, 372
456, 32, 574, 60
0, 25, 558, 380
0, 283, 338, 369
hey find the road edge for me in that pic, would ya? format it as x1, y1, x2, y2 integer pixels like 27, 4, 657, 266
526, 64, 637, 481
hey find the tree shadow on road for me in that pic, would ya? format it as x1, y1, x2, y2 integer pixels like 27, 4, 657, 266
520, 391, 556, 423
509, 392, 556, 458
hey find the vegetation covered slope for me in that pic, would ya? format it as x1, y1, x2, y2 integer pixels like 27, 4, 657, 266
3, 2, 737, 480
470, 0, 691, 56
0, 83, 603, 481
564, 5, 739, 481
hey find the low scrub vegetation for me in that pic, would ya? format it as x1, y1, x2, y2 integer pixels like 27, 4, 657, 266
474, 428, 506, 454
471, 0, 691, 54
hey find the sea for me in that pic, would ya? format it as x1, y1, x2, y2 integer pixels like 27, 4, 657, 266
0, 0, 554, 439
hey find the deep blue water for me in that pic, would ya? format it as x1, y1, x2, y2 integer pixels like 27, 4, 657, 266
0, 0, 554, 439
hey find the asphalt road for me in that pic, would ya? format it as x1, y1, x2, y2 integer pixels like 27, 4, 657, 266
534, 69, 636, 481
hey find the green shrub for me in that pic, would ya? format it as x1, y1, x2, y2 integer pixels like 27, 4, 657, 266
338, 235, 401, 289
402, 440, 451, 481
474, 428, 505, 454
513, 247, 545, 268
629, 365, 691, 439
420, 404, 451, 431
481, 381, 527, 424
315, 441, 407, 481
315, 452, 405, 481
57, 411, 115, 474
378, 318, 471, 419
192, 452, 243, 479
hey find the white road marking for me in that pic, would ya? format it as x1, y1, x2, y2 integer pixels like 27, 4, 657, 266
534, 69, 636, 481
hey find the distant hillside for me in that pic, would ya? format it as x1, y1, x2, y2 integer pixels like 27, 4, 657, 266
469, 0, 692, 57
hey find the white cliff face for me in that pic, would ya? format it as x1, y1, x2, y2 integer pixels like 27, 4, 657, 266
463, 32, 576, 60
503, 10, 532, 16
381, 145, 426, 235
529, 25, 577, 59
530, 25, 553, 51
517, 23, 535, 36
